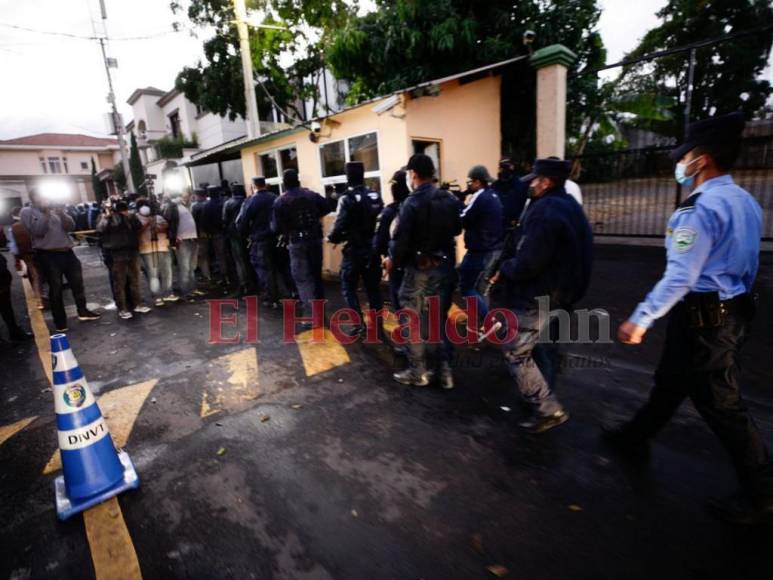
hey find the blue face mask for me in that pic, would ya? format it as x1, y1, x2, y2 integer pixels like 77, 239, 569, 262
674, 156, 702, 187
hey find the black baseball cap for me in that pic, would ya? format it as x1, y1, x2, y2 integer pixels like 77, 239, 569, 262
670, 112, 746, 161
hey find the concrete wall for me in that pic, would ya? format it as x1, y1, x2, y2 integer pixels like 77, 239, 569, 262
0, 150, 43, 176
132, 95, 166, 134
161, 93, 198, 140
197, 113, 246, 151
405, 75, 501, 187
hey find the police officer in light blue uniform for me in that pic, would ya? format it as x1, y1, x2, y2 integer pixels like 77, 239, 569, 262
610, 112, 773, 524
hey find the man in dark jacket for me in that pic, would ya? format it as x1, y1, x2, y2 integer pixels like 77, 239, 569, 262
492, 157, 593, 433
201, 185, 229, 290
459, 165, 504, 339
190, 188, 212, 286
96, 201, 150, 320
222, 183, 251, 296
238, 177, 283, 307
374, 169, 410, 310
0, 227, 32, 342
387, 154, 463, 389
493, 157, 529, 228
273, 169, 330, 326
327, 162, 385, 337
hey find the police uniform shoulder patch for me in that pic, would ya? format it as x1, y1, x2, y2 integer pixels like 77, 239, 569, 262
672, 226, 697, 253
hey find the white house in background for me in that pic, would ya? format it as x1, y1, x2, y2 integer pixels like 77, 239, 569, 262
0, 133, 120, 222
125, 86, 291, 190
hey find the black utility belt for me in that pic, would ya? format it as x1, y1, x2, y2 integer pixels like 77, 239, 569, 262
414, 251, 449, 271
682, 291, 756, 328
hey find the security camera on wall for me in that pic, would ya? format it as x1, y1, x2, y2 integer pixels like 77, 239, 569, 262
308, 120, 322, 143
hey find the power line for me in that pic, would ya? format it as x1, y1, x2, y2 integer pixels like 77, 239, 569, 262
573, 24, 773, 77
0, 21, 178, 42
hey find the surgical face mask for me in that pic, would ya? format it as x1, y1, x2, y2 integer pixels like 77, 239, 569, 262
674, 156, 702, 187
138, 205, 151, 217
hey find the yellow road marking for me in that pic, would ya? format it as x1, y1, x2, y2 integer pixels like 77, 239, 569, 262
296, 327, 350, 376
83, 498, 142, 580
0, 415, 37, 447
21, 277, 52, 383
43, 379, 158, 474
21, 269, 142, 579
200, 347, 259, 418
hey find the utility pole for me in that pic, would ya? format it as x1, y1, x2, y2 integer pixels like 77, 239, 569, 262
97, 0, 133, 192
233, 0, 261, 139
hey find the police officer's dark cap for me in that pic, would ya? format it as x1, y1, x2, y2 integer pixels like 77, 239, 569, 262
206, 185, 221, 197
345, 161, 365, 185
252, 176, 266, 187
231, 183, 246, 196
670, 111, 746, 161
520, 157, 571, 182
467, 165, 493, 183
390, 169, 406, 184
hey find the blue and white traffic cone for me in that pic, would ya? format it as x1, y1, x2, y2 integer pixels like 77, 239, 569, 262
50, 333, 139, 520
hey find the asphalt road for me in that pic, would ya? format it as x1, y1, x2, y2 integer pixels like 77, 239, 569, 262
1, 243, 773, 580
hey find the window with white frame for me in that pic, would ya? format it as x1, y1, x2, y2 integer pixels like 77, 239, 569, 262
48, 157, 62, 174
257, 144, 298, 195
39, 157, 47, 174
319, 131, 381, 203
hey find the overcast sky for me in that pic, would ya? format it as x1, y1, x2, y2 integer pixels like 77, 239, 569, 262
0, 0, 710, 139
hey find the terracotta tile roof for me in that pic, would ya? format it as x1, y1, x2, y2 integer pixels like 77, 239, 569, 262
0, 133, 118, 147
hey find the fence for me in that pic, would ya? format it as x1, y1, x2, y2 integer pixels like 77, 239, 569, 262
568, 25, 773, 241
576, 136, 773, 239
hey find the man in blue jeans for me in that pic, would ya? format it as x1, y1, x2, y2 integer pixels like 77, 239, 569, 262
459, 165, 504, 341
386, 154, 462, 389
490, 157, 592, 433
272, 169, 330, 330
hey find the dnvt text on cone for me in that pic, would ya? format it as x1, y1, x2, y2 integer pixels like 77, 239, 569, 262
50, 333, 139, 520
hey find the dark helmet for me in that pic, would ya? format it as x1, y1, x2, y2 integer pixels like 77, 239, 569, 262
467, 165, 493, 183
345, 161, 365, 187
390, 169, 410, 204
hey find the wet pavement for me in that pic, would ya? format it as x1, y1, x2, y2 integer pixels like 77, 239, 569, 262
1, 244, 773, 580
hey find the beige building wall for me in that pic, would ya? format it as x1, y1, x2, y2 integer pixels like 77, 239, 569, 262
0, 150, 43, 175
405, 76, 501, 186
237, 78, 502, 274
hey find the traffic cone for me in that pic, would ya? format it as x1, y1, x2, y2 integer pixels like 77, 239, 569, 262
50, 333, 139, 520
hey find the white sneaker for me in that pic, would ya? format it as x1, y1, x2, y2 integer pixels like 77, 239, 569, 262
163, 294, 180, 303
133, 305, 151, 314
119, 310, 133, 320
154, 298, 165, 307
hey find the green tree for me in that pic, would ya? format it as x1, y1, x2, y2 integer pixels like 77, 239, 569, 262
622, 0, 773, 134
113, 162, 126, 192
129, 133, 146, 194
91, 157, 108, 202
326, 0, 606, 163
171, 0, 354, 122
